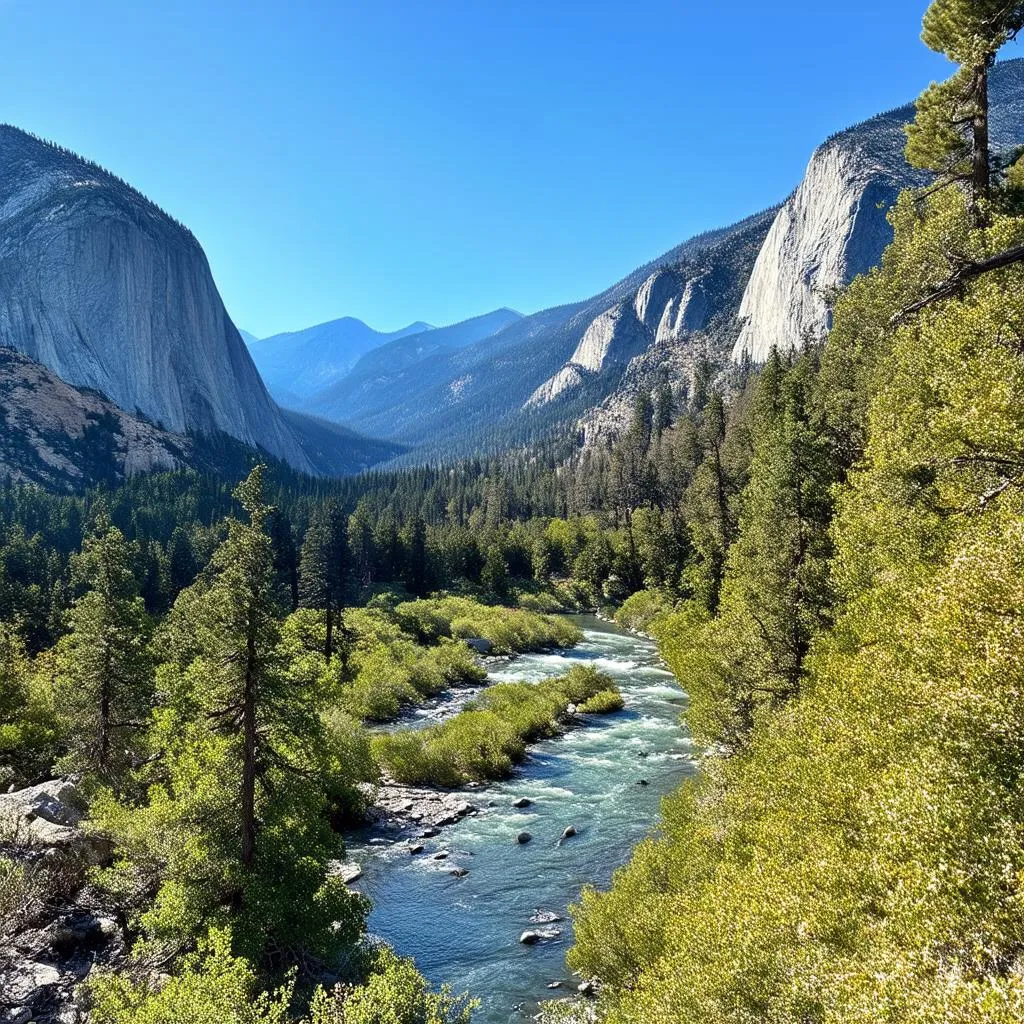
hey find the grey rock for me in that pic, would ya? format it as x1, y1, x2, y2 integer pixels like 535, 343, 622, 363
433, 851, 449, 861
449, 867, 469, 877
464, 637, 493, 655
519, 930, 541, 945
516, 831, 532, 845
0, 127, 313, 473
560, 825, 578, 840
511, 797, 531, 809
408, 844, 424, 855
578, 979, 597, 996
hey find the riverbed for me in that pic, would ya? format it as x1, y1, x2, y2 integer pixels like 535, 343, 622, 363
346, 615, 694, 1023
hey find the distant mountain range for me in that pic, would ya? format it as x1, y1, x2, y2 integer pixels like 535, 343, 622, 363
3, 59, 1024, 486
268, 57, 1024, 461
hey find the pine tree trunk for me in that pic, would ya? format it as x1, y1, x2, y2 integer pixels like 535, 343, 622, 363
240, 615, 258, 867
99, 639, 112, 772
972, 63, 991, 222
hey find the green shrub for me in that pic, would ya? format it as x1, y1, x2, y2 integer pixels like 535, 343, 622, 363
615, 590, 675, 634
373, 668, 621, 786
578, 689, 625, 714
88, 928, 292, 1024
310, 945, 475, 1024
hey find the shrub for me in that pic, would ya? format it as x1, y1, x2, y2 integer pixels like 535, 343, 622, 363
615, 590, 675, 634
578, 689, 625, 714
310, 945, 476, 1024
88, 928, 292, 1024
373, 668, 621, 786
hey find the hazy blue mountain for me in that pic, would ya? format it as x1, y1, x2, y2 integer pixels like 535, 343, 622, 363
247, 316, 433, 408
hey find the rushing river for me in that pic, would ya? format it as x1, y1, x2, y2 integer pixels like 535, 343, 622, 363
346, 615, 694, 1023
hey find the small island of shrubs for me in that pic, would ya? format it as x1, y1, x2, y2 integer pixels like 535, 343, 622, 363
373, 664, 624, 787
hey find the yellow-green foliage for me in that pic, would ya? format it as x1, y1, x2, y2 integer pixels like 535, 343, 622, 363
374, 665, 620, 786
577, 689, 624, 714
309, 946, 475, 1024
88, 929, 292, 1024
395, 596, 582, 654
613, 589, 674, 634
566, 178, 1024, 1022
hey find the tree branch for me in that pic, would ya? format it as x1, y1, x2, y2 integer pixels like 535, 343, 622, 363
891, 242, 1024, 325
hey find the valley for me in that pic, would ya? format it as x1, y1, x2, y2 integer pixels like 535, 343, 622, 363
3, 3, 1024, 1024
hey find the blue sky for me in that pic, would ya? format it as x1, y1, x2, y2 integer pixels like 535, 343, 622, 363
0, 1, 971, 336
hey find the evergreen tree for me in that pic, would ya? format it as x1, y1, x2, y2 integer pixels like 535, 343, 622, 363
299, 501, 349, 661
53, 524, 152, 783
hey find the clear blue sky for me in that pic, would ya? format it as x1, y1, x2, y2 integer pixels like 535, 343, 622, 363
0, 1, 971, 336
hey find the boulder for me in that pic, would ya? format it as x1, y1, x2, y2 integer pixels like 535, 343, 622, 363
464, 637, 493, 655
408, 844, 424, 855
638, 779, 649, 787
530, 909, 563, 924
511, 797, 532, 809
516, 831, 532, 845
433, 851, 449, 861
578, 979, 598, 996
519, 931, 541, 945
560, 825, 577, 840
449, 867, 469, 878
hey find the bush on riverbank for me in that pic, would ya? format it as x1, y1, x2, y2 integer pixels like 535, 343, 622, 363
395, 596, 581, 654
373, 665, 621, 786
614, 589, 674, 634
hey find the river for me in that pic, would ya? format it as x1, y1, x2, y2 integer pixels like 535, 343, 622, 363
346, 615, 694, 1023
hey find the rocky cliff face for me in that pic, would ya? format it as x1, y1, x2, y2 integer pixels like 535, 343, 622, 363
0, 126, 313, 472
731, 59, 1024, 363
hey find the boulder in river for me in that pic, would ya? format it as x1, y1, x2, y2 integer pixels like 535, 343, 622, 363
578, 979, 598, 996
520, 926, 562, 944
512, 797, 532, 809
560, 825, 577, 841
450, 867, 469, 877
530, 909, 563, 924
408, 844, 424, 855
520, 930, 541, 945
516, 831, 532, 845
638, 779, 649, 786
433, 851, 449, 860
464, 637, 493, 655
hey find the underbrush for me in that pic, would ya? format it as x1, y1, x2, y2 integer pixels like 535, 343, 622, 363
373, 665, 622, 786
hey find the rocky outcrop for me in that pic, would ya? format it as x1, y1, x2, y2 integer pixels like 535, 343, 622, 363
731, 118, 925, 362
0, 126, 313, 472
0, 347, 190, 488
731, 59, 1024, 363
527, 272, 709, 410
0, 780, 126, 1024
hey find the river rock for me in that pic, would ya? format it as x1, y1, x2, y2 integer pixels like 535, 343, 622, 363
560, 825, 577, 840
512, 797, 532, 809
464, 637, 493, 655
638, 779, 649, 786
516, 831, 532, 845
330, 861, 362, 884
578, 979, 598, 996
520, 926, 561, 944
408, 844, 424, 855
566, 703, 578, 716
519, 931, 541, 945
450, 867, 469, 877
547, 981, 562, 989
530, 910, 563, 924
433, 851, 449, 860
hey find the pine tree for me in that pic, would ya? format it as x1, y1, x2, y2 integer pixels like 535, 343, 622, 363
299, 501, 349, 661
53, 524, 152, 783
907, 0, 1024, 220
